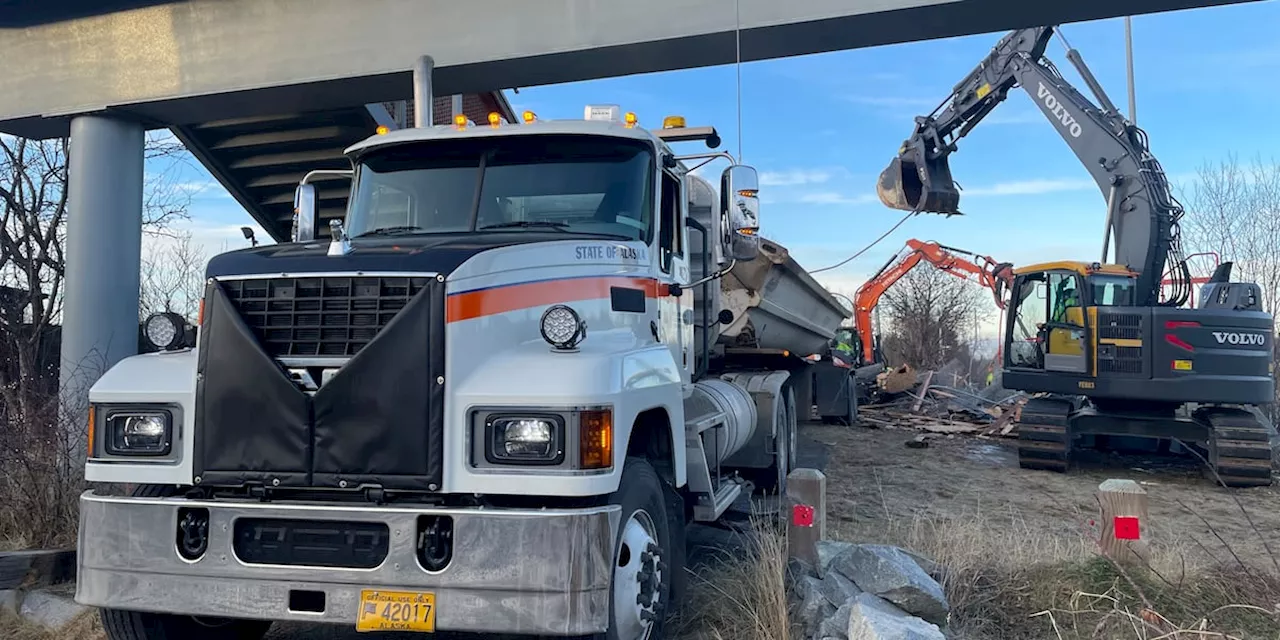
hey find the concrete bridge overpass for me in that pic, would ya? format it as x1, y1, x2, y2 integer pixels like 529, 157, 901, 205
0, 0, 1260, 407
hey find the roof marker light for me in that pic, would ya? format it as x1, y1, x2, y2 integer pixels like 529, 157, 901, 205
453, 114, 468, 129
624, 112, 638, 128
662, 115, 686, 129
375, 125, 390, 135
522, 110, 537, 124
488, 112, 502, 127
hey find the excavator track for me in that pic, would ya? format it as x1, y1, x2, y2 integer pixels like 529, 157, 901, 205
1198, 408, 1274, 488
1017, 397, 1074, 473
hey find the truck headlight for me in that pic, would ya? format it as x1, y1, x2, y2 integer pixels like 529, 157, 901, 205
540, 305, 586, 350
486, 415, 563, 464
105, 411, 172, 456
143, 312, 186, 351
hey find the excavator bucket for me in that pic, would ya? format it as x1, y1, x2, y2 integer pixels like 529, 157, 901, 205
876, 153, 962, 215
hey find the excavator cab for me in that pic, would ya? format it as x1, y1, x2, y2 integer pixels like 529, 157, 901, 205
1004, 262, 1139, 378
877, 137, 962, 215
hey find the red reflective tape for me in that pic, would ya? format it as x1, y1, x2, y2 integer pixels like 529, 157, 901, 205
1114, 516, 1140, 540
792, 504, 815, 527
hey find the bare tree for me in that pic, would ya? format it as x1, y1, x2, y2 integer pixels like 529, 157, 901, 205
0, 131, 192, 546
140, 230, 209, 321
1181, 155, 1280, 313
878, 264, 995, 372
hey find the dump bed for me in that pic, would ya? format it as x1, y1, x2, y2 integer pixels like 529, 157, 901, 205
714, 239, 850, 355
686, 174, 849, 359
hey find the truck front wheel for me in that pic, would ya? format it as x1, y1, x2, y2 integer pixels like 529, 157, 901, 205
606, 457, 676, 640
101, 610, 272, 640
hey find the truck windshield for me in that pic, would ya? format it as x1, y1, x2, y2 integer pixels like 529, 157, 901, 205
346, 134, 654, 242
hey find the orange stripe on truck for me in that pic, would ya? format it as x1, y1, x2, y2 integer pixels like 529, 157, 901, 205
446, 276, 665, 322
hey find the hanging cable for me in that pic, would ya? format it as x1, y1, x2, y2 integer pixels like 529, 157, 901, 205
810, 209, 917, 274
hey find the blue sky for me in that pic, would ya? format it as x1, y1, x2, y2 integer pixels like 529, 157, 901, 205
167, 1, 1280, 305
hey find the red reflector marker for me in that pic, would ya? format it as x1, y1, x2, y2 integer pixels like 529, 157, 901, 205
1113, 516, 1141, 540
1166, 334, 1194, 351
792, 504, 815, 527
1165, 320, 1201, 329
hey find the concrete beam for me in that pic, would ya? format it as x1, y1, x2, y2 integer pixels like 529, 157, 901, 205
0, 0, 1260, 138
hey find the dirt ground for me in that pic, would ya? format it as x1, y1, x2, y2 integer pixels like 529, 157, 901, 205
810, 420, 1280, 574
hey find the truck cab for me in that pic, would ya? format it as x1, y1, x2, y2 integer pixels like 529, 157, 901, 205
76, 103, 850, 640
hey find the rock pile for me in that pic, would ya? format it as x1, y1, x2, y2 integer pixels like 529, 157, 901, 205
790, 541, 949, 640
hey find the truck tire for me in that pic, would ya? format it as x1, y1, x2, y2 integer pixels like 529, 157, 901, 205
756, 386, 797, 494
605, 458, 676, 640
100, 484, 273, 640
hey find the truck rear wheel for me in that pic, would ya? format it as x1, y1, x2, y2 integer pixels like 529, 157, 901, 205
100, 484, 273, 640
606, 458, 676, 640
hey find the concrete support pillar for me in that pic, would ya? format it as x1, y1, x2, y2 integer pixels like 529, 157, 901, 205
59, 115, 144, 447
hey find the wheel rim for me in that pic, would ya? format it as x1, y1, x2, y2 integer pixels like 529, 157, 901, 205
614, 508, 662, 640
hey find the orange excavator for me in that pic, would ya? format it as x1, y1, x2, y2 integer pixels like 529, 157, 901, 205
854, 239, 1013, 366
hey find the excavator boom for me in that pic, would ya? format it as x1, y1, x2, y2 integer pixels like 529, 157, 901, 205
854, 239, 1012, 365
876, 25, 1189, 307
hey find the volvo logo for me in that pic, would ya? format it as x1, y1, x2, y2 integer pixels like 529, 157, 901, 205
1211, 331, 1266, 346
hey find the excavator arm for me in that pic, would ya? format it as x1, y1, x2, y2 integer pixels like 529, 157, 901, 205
854, 239, 1013, 365
876, 25, 1190, 307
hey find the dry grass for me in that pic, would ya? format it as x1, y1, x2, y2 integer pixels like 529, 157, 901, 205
838, 506, 1280, 639
0, 609, 103, 640
675, 514, 794, 640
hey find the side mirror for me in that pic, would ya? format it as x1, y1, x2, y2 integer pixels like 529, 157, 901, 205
720, 164, 760, 264
293, 183, 318, 243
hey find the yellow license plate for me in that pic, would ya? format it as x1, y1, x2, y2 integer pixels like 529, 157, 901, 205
355, 589, 436, 633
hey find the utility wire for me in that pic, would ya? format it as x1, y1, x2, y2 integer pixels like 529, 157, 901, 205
810, 209, 917, 274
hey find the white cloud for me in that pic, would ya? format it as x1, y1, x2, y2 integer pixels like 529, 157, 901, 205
760, 169, 831, 186
961, 178, 1095, 197
798, 192, 878, 206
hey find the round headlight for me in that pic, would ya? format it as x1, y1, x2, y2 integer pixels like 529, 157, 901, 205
143, 312, 186, 351
540, 305, 586, 350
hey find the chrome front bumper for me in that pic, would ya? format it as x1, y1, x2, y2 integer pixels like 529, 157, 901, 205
76, 491, 620, 635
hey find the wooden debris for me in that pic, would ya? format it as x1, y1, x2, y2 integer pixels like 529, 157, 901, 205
911, 371, 934, 412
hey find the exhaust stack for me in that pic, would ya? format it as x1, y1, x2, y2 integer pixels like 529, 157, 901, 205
876, 141, 963, 215
414, 55, 434, 128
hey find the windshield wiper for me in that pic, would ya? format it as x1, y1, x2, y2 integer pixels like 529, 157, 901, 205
479, 221, 571, 231
355, 225, 427, 237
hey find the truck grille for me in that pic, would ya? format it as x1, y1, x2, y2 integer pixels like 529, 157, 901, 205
222, 276, 432, 358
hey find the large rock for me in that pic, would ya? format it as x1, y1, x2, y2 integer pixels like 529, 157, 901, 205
820, 570, 862, 608
848, 593, 946, 640
817, 602, 855, 640
815, 540, 855, 578
794, 575, 836, 637
0, 589, 21, 615
833, 544, 950, 626
19, 589, 88, 630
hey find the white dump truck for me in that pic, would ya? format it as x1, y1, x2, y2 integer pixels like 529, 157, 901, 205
76, 68, 850, 640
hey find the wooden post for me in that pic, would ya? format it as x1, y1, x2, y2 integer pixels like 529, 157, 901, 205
785, 468, 826, 567
1097, 479, 1149, 565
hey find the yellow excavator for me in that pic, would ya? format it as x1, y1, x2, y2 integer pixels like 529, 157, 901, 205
877, 25, 1275, 487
